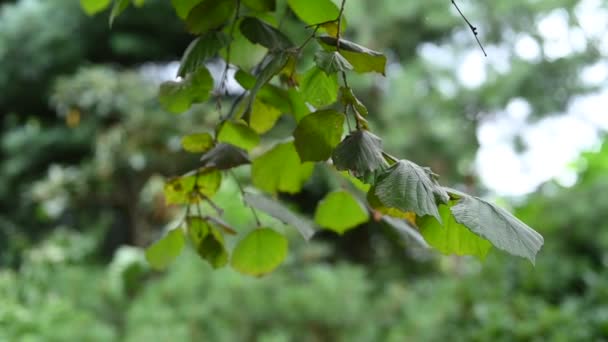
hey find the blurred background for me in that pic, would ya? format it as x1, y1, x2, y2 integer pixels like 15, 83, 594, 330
1, 0, 608, 340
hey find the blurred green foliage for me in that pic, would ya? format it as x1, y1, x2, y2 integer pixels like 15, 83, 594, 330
1, 0, 607, 340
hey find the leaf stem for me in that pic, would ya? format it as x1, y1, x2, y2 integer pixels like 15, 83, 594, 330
216, 0, 242, 118
230, 170, 262, 226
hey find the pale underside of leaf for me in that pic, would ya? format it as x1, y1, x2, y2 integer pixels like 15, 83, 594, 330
381, 216, 429, 248
243, 192, 316, 240
332, 130, 387, 181
374, 160, 443, 222
451, 195, 544, 264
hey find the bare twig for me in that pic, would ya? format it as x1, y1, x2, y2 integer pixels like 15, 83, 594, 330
217, 0, 242, 118
451, 0, 487, 57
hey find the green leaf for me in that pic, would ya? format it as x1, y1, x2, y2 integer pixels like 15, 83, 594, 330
224, 22, 267, 69
181, 133, 214, 153
288, 89, 311, 122
242, 0, 276, 12
164, 168, 222, 205
109, 0, 129, 26
252, 141, 314, 194
178, 32, 230, 78
249, 99, 282, 134
332, 130, 387, 181
187, 217, 228, 268
243, 193, 316, 240
314, 51, 353, 74
145, 228, 185, 270
373, 160, 447, 223
200, 143, 250, 170
239, 17, 293, 50
159, 67, 214, 114
217, 121, 260, 152
418, 203, 493, 260
314, 190, 369, 235
171, 0, 201, 19
318, 36, 387, 75
300, 67, 339, 108
293, 109, 344, 162
231, 228, 288, 276
186, 0, 236, 34
80, 0, 111, 15
450, 195, 544, 264
287, 0, 340, 26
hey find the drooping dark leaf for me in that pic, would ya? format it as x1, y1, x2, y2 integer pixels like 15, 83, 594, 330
158, 67, 214, 114
181, 133, 214, 153
450, 194, 544, 264
418, 203, 493, 260
314, 190, 369, 235
300, 67, 339, 107
200, 143, 250, 170
243, 192, 316, 240
145, 228, 185, 270
163, 168, 222, 205
239, 17, 293, 50
242, 0, 276, 12
187, 217, 228, 268
178, 32, 230, 77
186, 0, 236, 34
245, 52, 290, 116
216, 120, 260, 152
81, 0, 111, 15
373, 160, 445, 223
318, 36, 387, 75
314, 51, 353, 74
293, 109, 344, 162
381, 216, 429, 248
231, 228, 288, 276
332, 130, 387, 181
251, 141, 314, 194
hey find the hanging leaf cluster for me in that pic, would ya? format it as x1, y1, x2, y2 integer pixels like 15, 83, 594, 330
83, 0, 544, 276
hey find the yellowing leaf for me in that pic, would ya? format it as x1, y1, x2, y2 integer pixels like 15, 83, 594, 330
164, 168, 222, 205
181, 133, 214, 153
249, 99, 282, 134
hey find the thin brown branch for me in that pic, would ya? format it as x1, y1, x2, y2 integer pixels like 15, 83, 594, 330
451, 0, 487, 57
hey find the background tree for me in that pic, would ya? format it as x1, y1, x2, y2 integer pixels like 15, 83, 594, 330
0, 0, 607, 340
